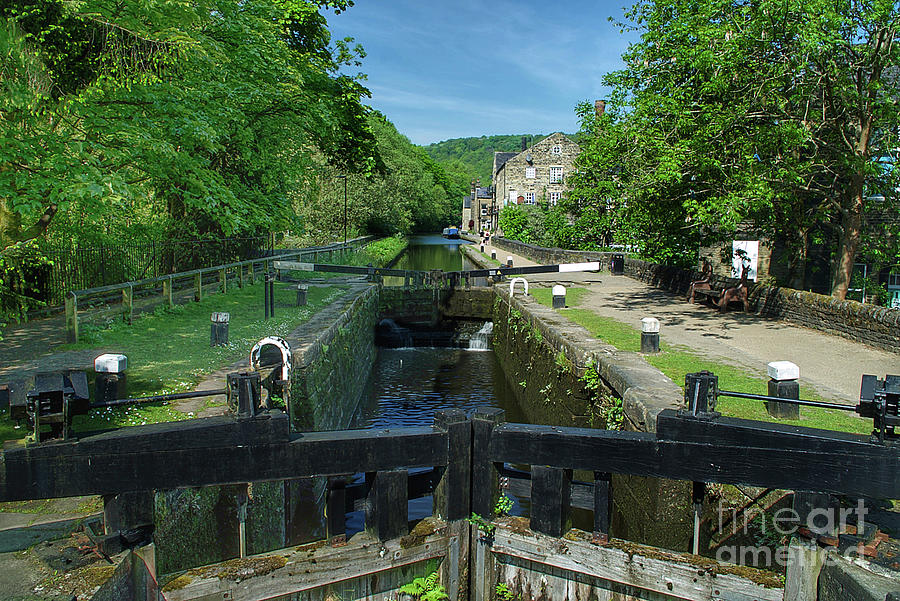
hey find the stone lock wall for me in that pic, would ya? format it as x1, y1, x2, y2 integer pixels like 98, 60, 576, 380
289, 286, 379, 431
154, 286, 379, 574
378, 286, 494, 326
490, 286, 694, 551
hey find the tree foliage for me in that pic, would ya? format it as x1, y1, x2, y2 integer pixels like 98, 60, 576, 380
424, 134, 565, 186
0, 0, 467, 323
290, 112, 469, 244
1, 0, 381, 253
569, 0, 900, 295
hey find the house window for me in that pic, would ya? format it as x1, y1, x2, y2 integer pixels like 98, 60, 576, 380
551, 144, 562, 155
524, 192, 536, 204
481, 208, 488, 216
550, 166, 563, 183
549, 192, 561, 205
525, 167, 536, 179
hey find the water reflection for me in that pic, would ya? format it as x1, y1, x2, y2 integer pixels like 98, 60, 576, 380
356, 347, 525, 429
343, 346, 525, 536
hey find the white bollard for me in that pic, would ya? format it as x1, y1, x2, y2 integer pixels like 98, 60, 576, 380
640, 317, 660, 353
506, 256, 513, 267
552, 285, 566, 309
766, 361, 800, 419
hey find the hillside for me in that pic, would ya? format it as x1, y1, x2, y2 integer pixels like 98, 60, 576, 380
425, 134, 558, 186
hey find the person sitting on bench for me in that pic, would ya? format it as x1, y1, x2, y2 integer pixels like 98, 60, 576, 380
687, 259, 713, 303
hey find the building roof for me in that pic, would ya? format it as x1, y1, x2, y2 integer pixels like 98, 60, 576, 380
476, 187, 492, 198
493, 152, 518, 174
493, 133, 580, 177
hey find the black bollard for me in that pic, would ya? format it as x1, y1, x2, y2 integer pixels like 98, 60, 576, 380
640, 317, 660, 353
296, 284, 308, 307
765, 361, 800, 419
210, 312, 229, 346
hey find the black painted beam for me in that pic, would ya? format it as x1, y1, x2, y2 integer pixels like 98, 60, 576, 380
655, 409, 881, 454
488, 423, 900, 498
433, 409, 471, 521
0, 415, 447, 501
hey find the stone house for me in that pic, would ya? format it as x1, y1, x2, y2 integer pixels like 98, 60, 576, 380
462, 187, 494, 233
492, 133, 581, 220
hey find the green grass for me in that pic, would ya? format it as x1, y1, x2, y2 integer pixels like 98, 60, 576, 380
0, 283, 345, 442
361, 234, 408, 265
477, 250, 502, 266
284, 236, 408, 280
530, 288, 870, 435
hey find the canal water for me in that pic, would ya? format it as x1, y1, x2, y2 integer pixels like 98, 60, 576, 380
345, 234, 527, 534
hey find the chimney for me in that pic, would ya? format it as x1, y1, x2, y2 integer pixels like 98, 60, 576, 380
595, 100, 606, 117
521, 136, 527, 151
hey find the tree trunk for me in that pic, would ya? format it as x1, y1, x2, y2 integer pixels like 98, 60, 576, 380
830, 182, 864, 300
787, 230, 808, 290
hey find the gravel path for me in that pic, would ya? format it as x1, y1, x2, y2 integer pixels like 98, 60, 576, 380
483, 241, 898, 405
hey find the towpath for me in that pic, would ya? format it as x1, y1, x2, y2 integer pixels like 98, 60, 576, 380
481, 240, 897, 405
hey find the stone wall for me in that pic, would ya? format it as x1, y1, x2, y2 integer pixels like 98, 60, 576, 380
625, 256, 900, 353
289, 285, 379, 431
491, 286, 693, 551
492, 237, 900, 353
492, 236, 616, 269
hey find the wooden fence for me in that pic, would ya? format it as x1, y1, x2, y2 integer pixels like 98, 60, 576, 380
39, 236, 273, 308
63, 237, 375, 343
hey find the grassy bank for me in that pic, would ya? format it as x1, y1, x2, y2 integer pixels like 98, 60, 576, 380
530, 288, 870, 435
0, 283, 345, 441
285, 235, 409, 280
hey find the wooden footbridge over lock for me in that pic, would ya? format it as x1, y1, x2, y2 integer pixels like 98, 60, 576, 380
1, 369, 898, 601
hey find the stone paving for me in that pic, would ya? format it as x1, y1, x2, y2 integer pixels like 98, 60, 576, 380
482, 239, 898, 405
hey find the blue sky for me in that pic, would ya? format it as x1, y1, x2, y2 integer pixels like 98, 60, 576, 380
327, 1, 639, 145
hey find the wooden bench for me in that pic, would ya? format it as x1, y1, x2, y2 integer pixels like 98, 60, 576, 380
689, 267, 751, 312
692, 288, 722, 304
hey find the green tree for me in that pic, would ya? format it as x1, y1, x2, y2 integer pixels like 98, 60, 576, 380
575, 0, 900, 296
1, 0, 380, 251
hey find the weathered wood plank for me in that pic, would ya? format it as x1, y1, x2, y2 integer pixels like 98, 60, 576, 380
162, 276, 174, 308
163, 529, 451, 601
490, 522, 783, 601
489, 423, 900, 498
65, 293, 78, 343
122, 285, 133, 324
